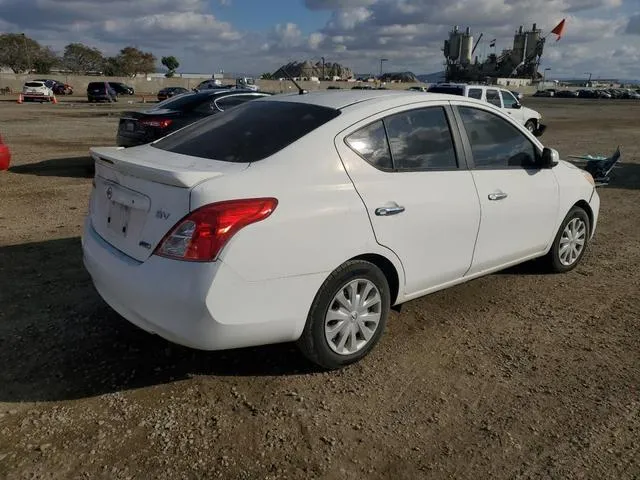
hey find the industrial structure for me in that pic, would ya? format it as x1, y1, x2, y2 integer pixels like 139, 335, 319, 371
443, 24, 545, 84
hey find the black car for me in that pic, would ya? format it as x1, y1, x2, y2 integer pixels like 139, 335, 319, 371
157, 86, 189, 101
554, 90, 579, 98
87, 81, 118, 102
116, 89, 271, 147
108, 82, 135, 95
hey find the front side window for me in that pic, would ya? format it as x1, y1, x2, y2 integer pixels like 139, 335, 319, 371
383, 107, 458, 170
345, 121, 392, 170
486, 89, 501, 107
468, 88, 483, 99
501, 90, 518, 108
458, 106, 538, 169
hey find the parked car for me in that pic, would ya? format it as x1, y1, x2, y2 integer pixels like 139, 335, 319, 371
0, 134, 10, 170
83, 90, 600, 369
195, 80, 225, 90
109, 82, 135, 95
554, 90, 579, 98
407, 86, 428, 92
427, 83, 544, 134
327, 86, 342, 90
22, 81, 54, 102
157, 87, 189, 101
352, 85, 375, 90
116, 89, 271, 147
87, 82, 118, 103
533, 90, 554, 97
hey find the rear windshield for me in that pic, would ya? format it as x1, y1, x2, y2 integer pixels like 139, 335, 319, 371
25, 82, 44, 87
153, 101, 340, 163
88, 82, 107, 89
427, 86, 465, 96
153, 92, 208, 110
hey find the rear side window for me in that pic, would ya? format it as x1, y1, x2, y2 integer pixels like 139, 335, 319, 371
468, 88, 483, 99
383, 107, 457, 170
345, 121, 392, 170
153, 101, 340, 163
458, 106, 537, 169
486, 89, 501, 107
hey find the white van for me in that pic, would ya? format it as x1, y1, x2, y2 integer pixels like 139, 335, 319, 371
427, 83, 544, 136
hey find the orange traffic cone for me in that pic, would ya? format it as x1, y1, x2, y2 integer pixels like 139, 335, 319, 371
17, 93, 23, 104
52, 95, 58, 104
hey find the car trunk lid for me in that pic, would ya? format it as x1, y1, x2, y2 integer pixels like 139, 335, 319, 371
90, 146, 248, 262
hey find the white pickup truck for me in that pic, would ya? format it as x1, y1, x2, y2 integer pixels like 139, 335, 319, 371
427, 83, 545, 136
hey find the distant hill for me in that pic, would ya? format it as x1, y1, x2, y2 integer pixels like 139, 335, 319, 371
416, 71, 445, 83
379, 71, 418, 83
272, 61, 353, 80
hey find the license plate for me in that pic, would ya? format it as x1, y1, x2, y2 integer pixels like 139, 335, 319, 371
126, 122, 135, 132
107, 202, 131, 237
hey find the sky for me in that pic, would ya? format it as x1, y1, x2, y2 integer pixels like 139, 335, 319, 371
1, 0, 639, 79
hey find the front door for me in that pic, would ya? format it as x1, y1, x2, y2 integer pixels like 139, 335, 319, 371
335, 104, 481, 297
452, 104, 559, 275
500, 90, 526, 125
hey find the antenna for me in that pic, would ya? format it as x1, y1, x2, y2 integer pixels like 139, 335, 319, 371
282, 67, 308, 95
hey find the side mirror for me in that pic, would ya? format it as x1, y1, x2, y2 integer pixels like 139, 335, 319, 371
540, 147, 559, 168
513, 102, 522, 109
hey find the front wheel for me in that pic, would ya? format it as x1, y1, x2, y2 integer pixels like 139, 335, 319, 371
544, 206, 590, 273
297, 260, 390, 370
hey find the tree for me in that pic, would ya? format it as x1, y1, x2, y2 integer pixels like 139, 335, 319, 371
161, 56, 179, 77
0, 33, 44, 73
260, 72, 273, 80
103, 56, 125, 76
33, 46, 59, 74
117, 47, 157, 77
62, 43, 104, 74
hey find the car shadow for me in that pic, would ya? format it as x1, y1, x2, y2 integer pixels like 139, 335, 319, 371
0, 238, 316, 403
9, 156, 94, 178
605, 162, 640, 190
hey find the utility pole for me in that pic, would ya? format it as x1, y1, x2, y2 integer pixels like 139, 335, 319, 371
21, 33, 30, 74
321, 56, 325, 81
543, 67, 551, 84
379, 58, 388, 78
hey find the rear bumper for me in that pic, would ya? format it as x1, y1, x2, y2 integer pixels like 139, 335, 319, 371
81, 219, 320, 350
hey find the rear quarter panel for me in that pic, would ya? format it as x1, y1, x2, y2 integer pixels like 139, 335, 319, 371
189, 124, 405, 286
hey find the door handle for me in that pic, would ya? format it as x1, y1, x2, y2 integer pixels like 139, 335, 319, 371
375, 205, 405, 216
488, 191, 508, 201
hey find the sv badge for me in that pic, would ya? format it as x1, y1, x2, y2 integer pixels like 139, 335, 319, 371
156, 210, 171, 220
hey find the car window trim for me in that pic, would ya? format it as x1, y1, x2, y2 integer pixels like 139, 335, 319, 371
450, 104, 543, 171
213, 93, 267, 112
340, 102, 469, 173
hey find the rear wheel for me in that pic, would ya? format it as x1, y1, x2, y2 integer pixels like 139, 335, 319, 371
544, 206, 590, 273
297, 260, 390, 369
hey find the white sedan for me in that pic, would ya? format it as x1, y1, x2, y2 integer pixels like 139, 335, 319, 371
82, 90, 600, 369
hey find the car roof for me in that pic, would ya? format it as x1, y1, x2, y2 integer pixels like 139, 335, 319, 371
261, 90, 473, 110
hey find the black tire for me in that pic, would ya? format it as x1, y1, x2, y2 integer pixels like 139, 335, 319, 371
297, 260, 390, 370
544, 206, 590, 273
525, 119, 536, 133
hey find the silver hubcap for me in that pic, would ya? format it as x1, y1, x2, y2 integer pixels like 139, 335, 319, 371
559, 217, 587, 266
527, 123, 535, 132
324, 279, 382, 356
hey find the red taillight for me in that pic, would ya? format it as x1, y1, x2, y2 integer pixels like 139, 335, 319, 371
154, 198, 278, 262
140, 118, 173, 129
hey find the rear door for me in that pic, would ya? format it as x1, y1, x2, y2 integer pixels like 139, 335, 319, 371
335, 103, 481, 296
451, 103, 559, 274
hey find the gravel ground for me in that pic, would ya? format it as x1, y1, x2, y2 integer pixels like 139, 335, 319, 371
0, 97, 639, 480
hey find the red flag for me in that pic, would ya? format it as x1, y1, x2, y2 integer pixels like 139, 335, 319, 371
551, 19, 566, 41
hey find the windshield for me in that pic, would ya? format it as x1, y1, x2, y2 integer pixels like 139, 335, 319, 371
153, 101, 341, 163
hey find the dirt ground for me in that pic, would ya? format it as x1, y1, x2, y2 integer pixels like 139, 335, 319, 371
0, 97, 638, 480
